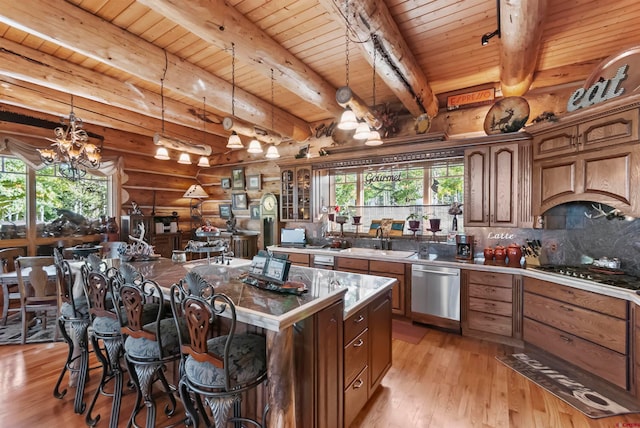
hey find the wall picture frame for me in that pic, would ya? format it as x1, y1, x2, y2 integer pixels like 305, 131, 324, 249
232, 193, 248, 210
232, 167, 245, 190
219, 204, 232, 219
221, 177, 231, 189
247, 174, 261, 190
250, 203, 261, 220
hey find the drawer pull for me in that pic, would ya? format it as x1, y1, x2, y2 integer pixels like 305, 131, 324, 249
559, 305, 573, 312
563, 289, 575, 295
560, 335, 573, 343
486, 302, 496, 306
353, 379, 364, 389
354, 315, 365, 324
353, 338, 365, 347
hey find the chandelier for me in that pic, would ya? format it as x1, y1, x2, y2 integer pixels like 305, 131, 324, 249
38, 96, 101, 180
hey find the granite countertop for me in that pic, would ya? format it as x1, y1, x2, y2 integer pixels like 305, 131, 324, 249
271, 245, 640, 305
115, 257, 394, 331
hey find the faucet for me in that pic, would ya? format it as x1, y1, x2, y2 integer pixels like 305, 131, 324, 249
375, 227, 383, 240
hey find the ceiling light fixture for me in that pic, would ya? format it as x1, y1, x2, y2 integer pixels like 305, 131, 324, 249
366, 42, 383, 146
265, 68, 280, 159
353, 121, 370, 140
481, 0, 501, 46
177, 152, 191, 165
38, 95, 102, 181
197, 97, 211, 167
337, 0, 358, 130
226, 43, 244, 149
247, 139, 263, 154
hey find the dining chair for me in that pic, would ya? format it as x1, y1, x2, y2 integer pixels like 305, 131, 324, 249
15, 256, 59, 344
120, 278, 186, 428
0, 247, 25, 325
52, 249, 91, 414
169, 273, 268, 428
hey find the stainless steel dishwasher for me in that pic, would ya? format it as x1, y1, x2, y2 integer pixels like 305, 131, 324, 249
411, 265, 461, 331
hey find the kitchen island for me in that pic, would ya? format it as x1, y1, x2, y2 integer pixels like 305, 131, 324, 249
114, 257, 395, 428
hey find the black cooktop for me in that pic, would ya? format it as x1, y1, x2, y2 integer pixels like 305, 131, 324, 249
532, 265, 640, 291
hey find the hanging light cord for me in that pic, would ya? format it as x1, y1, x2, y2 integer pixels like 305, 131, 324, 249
344, 0, 350, 87
231, 42, 236, 117
160, 50, 168, 135
372, 41, 377, 108
271, 68, 274, 131
202, 96, 206, 143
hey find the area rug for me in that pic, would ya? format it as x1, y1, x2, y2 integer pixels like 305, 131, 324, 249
497, 352, 640, 419
392, 319, 428, 344
0, 314, 60, 345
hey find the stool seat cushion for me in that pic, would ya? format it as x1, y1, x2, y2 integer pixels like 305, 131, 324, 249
93, 316, 121, 335
61, 299, 90, 319
184, 333, 266, 390
125, 318, 187, 359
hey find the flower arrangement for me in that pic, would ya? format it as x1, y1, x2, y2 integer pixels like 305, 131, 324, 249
406, 213, 429, 221
334, 205, 353, 217
448, 202, 463, 216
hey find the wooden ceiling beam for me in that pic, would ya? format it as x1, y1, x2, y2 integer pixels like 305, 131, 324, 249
0, 0, 311, 142
0, 37, 228, 140
318, 0, 439, 119
137, 0, 343, 118
500, 0, 549, 97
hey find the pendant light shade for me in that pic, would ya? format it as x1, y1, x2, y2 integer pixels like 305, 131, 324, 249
197, 156, 210, 167
247, 139, 263, 153
338, 107, 358, 130
353, 121, 371, 140
365, 130, 383, 146
177, 152, 192, 164
265, 145, 280, 159
226, 131, 243, 149
154, 147, 170, 160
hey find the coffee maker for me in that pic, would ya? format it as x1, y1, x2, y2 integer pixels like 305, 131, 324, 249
456, 234, 474, 260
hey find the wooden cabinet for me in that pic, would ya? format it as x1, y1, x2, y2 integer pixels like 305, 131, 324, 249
523, 277, 628, 390
150, 233, 181, 258
530, 106, 640, 217
461, 270, 523, 347
369, 260, 407, 316
343, 290, 392, 427
281, 166, 312, 221
336, 257, 368, 273
464, 142, 532, 228
120, 215, 182, 258
532, 108, 639, 160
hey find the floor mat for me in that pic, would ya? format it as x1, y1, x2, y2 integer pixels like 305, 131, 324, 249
497, 352, 640, 419
392, 319, 428, 344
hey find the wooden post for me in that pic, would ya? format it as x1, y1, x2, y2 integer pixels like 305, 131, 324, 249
266, 327, 297, 427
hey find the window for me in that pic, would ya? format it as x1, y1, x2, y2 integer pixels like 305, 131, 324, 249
330, 158, 464, 234
0, 155, 110, 241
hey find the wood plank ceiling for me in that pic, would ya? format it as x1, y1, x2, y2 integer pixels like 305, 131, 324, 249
1, 0, 640, 156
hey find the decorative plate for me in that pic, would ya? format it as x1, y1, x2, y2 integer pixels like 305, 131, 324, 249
483, 96, 530, 135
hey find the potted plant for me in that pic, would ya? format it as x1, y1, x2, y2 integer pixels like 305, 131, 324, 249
334, 206, 350, 224
406, 213, 428, 230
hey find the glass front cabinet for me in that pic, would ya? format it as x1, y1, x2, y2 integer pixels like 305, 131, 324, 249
280, 166, 311, 221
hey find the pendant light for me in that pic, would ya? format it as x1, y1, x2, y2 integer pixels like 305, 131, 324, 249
197, 97, 211, 167
154, 60, 171, 160
226, 42, 244, 149
265, 69, 280, 159
337, 0, 358, 130
366, 40, 383, 146
178, 153, 192, 164
353, 121, 370, 140
247, 139, 263, 154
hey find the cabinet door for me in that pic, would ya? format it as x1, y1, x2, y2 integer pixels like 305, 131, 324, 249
281, 169, 295, 221
464, 147, 490, 226
368, 290, 392, 393
490, 144, 518, 227
578, 108, 639, 152
296, 167, 311, 221
316, 300, 344, 428
532, 126, 578, 160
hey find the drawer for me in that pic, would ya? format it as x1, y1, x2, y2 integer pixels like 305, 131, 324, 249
336, 257, 368, 272
344, 306, 368, 345
468, 271, 512, 288
524, 317, 627, 389
344, 366, 369, 428
344, 329, 368, 386
524, 277, 627, 319
468, 297, 512, 317
285, 253, 310, 267
370, 261, 405, 275
468, 310, 512, 336
524, 292, 626, 354
468, 283, 512, 303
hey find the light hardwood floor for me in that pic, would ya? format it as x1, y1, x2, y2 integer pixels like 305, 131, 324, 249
1, 328, 639, 427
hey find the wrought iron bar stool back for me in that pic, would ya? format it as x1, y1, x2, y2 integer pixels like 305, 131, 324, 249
169, 272, 268, 428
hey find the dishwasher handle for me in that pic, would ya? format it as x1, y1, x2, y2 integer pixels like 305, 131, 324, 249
412, 267, 459, 276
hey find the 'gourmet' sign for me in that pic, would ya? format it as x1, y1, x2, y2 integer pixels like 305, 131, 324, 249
364, 172, 402, 185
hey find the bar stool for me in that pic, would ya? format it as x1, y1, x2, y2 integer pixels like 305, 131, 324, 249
120, 278, 185, 428
83, 267, 125, 428
52, 250, 91, 414
169, 273, 268, 428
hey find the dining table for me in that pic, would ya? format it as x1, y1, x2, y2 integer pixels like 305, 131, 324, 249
103, 256, 395, 428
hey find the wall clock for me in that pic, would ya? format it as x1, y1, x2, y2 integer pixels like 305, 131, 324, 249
259, 193, 279, 248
